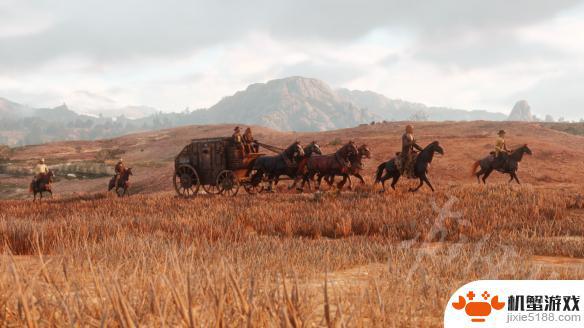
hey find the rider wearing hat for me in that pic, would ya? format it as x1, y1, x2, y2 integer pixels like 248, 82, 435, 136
400, 125, 423, 177
495, 130, 509, 157
114, 158, 126, 191
493, 129, 510, 168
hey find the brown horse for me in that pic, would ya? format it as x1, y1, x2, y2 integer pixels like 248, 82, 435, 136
108, 167, 133, 196
324, 144, 371, 190
296, 141, 359, 191
30, 170, 54, 201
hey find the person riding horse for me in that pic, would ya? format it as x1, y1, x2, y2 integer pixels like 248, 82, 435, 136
399, 125, 423, 178
32, 158, 49, 189
114, 158, 126, 192
493, 129, 510, 169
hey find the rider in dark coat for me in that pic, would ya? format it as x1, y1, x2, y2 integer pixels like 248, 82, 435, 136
400, 125, 423, 177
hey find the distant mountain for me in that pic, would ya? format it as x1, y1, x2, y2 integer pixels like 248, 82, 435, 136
202, 77, 376, 131
336, 89, 507, 121
0, 76, 518, 146
507, 100, 534, 122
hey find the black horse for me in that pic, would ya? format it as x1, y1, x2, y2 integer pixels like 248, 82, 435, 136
472, 145, 532, 184
108, 167, 133, 196
251, 142, 305, 192
375, 141, 444, 192
30, 170, 54, 201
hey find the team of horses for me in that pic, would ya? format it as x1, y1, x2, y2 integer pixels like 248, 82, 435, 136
30, 138, 533, 200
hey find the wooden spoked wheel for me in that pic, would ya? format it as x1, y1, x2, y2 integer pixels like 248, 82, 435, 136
244, 169, 264, 195
217, 170, 240, 196
173, 164, 200, 198
202, 184, 221, 195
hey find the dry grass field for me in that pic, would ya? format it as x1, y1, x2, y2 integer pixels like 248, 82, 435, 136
1, 121, 584, 326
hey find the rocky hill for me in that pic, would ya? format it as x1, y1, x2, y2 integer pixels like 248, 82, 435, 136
201, 77, 376, 131
508, 100, 534, 122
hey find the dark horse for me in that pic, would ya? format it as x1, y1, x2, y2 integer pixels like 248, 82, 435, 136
283, 142, 322, 189
30, 170, 54, 201
323, 144, 371, 190
251, 142, 305, 192
296, 142, 359, 191
108, 167, 133, 196
375, 141, 444, 192
472, 145, 532, 184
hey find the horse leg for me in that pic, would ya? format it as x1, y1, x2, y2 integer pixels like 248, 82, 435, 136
482, 169, 493, 184
337, 175, 348, 190
390, 174, 401, 190
422, 175, 435, 192
512, 172, 521, 185
475, 168, 484, 184
409, 178, 424, 192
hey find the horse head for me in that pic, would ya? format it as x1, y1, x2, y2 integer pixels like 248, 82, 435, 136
286, 142, 304, 162
47, 170, 55, 183
305, 142, 322, 156
428, 141, 444, 155
126, 167, 133, 176
522, 144, 532, 155
358, 144, 371, 159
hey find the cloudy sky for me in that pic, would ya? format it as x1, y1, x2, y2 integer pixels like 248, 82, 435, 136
1, 0, 584, 119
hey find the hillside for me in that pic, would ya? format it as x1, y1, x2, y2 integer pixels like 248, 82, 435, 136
2, 121, 584, 199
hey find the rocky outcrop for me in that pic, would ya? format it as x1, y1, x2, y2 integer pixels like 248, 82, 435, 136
508, 100, 533, 122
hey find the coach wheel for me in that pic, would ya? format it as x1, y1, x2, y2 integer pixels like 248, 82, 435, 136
202, 184, 221, 195
174, 164, 200, 198
217, 170, 240, 197
244, 170, 265, 194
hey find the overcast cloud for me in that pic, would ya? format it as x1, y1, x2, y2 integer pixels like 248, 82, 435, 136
1, 0, 584, 119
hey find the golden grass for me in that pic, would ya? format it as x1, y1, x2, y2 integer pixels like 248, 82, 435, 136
1, 185, 583, 326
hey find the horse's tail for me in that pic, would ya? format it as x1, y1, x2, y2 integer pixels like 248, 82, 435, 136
471, 160, 481, 176
374, 162, 386, 183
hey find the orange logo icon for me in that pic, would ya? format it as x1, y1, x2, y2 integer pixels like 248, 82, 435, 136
452, 290, 506, 323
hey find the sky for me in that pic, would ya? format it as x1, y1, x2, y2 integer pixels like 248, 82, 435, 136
1, 0, 584, 120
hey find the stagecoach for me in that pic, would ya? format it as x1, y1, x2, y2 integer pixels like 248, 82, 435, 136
173, 137, 265, 197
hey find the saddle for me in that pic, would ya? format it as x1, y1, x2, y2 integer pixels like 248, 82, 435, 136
395, 152, 418, 179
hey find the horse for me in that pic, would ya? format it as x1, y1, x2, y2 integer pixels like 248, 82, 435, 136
471, 145, 532, 184
375, 141, 444, 192
30, 170, 54, 201
285, 142, 323, 190
108, 167, 133, 196
251, 142, 305, 192
323, 144, 371, 190
297, 141, 359, 191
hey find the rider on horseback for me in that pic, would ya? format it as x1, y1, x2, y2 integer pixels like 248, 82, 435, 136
114, 158, 126, 192
493, 129, 510, 169
32, 158, 49, 189
399, 125, 422, 178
